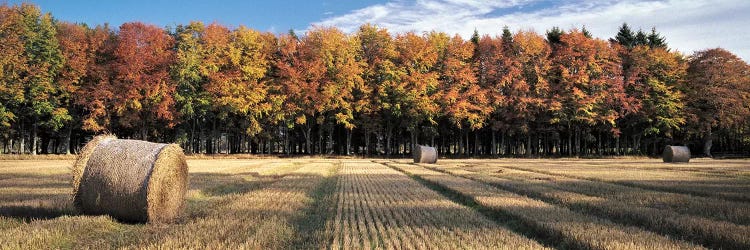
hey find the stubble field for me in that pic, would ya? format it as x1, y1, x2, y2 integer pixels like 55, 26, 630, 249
1, 157, 749, 249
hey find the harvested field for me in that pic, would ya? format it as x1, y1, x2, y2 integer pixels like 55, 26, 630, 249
1, 157, 748, 249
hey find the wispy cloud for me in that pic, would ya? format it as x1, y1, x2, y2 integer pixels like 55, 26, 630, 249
313, 0, 750, 61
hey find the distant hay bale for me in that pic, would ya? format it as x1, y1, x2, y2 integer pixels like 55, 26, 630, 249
663, 145, 691, 163
413, 145, 438, 164
71, 135, 188, 223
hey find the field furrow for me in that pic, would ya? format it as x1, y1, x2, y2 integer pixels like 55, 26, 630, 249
329, 161, 545, 249
479, 159, 750, 202
460, 163, 750, 225
426, 163, 750, 249
386, 162, 703, 250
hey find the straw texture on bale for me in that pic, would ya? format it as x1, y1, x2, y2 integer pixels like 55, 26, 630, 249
413, 145, 438, 164
663, 145, 691, 163
72, 135, 188, 223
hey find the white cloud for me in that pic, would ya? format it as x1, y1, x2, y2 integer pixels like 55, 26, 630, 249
313, 0, 750, 61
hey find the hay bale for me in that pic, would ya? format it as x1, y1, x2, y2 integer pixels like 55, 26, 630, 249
413, 145, 438, 164
72, 135, 188, 223
663, 145, 691, 163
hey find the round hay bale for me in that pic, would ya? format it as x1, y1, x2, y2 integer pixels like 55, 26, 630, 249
413, 145, 438, 164
663, 145, 691, 163
72, 135, 188, 223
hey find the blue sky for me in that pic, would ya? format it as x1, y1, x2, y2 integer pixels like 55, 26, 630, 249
7, 0, 386, 32
7, 0, 750, 61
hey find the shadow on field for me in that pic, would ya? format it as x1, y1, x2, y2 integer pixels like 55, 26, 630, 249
189, 172, 283, 197
0, 172, 71, 187
0, 204, 76, 221
0, 172, 76, 221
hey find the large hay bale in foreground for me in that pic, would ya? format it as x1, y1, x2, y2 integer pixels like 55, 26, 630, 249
72, 135, 188, 223
413, 145, 438, 164
663, 145, 691, 163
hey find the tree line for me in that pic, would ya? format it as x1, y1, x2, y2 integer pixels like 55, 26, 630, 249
1, 3, 749, 157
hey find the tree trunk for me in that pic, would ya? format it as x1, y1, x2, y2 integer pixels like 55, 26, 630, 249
326, 122, 334, 154
526, 134, 532, 157
20, 123, 25, 154
40, 134, 50, 154
31, 122, 37, 155
284, 126, 289, 154
213, 120, 219, 154
491, 130, 496, 157
386, 123, 393, 157
227, 133, 232, 154
364, 127, 370, 156
204, 130, 211, 154
64, 126, 72, 155
317, 123, 323, 154
458, 130, 464, 155
575, 126, 581, 156
703, 128, 713, 157
346, 128, 352, 156
500, 131, 506, 156
474, 131, 479, 156
303, 124, 312, 155
615, 136, 620, 155
567, 124, 573, 156
415, 127, 419, 147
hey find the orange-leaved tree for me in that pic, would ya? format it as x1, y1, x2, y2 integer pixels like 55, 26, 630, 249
393, 32, 439, 155
0, 4, 26, 138
436, 32, 491, 155
274, 31, 326, 154
684, 48, 750, 157
549, 29, 623, 156
75, 24, 115, 134
55, 21, 93, 153
112, 22, 176, 140
355, 24, 398, 155
619, 45, 687, 153
304, 26, 363, 154
512, 29, 553, 155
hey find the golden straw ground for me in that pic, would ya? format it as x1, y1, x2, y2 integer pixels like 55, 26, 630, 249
2, 158, 749, 248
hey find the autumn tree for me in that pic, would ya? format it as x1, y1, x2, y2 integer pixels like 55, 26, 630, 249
619, 46, 687, 154
472, 33, 502, 154
434, 32, 491, 155
393, 32, 440, 155
198, 23, 276, 153
549, 29, 624, 156
684, 48, 750, 157
304, 27, 363, 154
513, 30, 553, 155
75, 24, 115, 134
18, 4, 65, 154
5, 1, 750, 157
112, 22, 176, 140
355, 24, 399, 155
172, 21, 210, 153
55, 21, 91, 153
0, 4, 26, 149
274, 32, 324, 154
